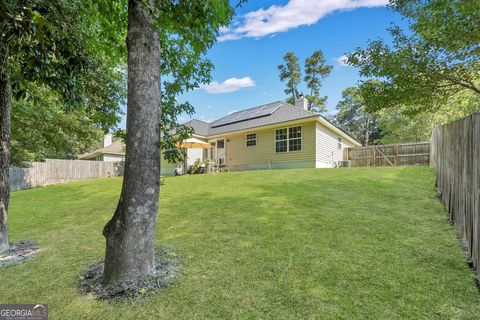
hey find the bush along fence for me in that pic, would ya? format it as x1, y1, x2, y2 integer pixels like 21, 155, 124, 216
430, 113, 480, 281
343, 142, 430, 167
10, 159, 124, 191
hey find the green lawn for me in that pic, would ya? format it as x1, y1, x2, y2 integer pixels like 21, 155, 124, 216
1, 167, 479, 319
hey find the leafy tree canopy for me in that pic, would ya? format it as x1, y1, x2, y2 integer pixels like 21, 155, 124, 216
12, 83, 104, 165
348, 0, 480, 114
333, 84, 480, 146
333, 86, 382, 146
392, 0, 480, 61
377, 89, 480, 144
1, 0, 126, 165
113, 0, 236, 163
2, 0, 236, 165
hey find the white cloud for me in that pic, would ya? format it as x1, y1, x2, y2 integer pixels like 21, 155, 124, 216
200, 76, 256, 94
219, 0, 388, 41
217, 32, 242, 42
206, 105, 212, 109
335, 54, 351, 67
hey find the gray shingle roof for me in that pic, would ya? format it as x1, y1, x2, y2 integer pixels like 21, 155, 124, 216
185, 101, 318, 137
78, 140, 125, 159
183, 119, 210, 137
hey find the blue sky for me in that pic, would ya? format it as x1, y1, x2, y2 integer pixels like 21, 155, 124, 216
120, 0, 404, 128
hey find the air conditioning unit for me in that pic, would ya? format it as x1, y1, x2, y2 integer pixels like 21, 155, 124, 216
337, 160, 351, 168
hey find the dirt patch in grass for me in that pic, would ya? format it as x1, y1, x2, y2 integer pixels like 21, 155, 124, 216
79, 246, 180, 300
0, 240, 39, 268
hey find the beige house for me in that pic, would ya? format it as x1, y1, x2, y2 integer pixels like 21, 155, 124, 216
78, 134, 125, 162
163, 97, 360, 174
80, 98, 360, 175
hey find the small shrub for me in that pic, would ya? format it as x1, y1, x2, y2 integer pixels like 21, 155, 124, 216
187, 159, 207, 174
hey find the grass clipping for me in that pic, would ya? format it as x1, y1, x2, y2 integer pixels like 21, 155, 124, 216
79, 246, 180, 300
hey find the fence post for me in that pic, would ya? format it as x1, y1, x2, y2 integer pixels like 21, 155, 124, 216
395, 144, 399, 166
343, 148, 350, 161
372, 147, 376, 167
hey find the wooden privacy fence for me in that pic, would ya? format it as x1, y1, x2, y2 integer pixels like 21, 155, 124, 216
10, 159, 124, 191
430, 113, 480, 280
343, 142, 430, 167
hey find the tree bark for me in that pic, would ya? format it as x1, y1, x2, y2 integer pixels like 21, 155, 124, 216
364, 115, 370, 147
102, 0, 161, 284
0, 49, 11, 254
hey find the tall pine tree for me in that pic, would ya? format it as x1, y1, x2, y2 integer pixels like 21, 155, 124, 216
278, 52, 302, 104
304, 50, 332, 113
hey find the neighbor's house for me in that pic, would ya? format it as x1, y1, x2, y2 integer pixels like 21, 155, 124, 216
79, 98, 360, 174
78, 134, 125, 162
175, 98, 361, 173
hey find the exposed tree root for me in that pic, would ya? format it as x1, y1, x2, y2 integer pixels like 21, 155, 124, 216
79, 246, 180, 300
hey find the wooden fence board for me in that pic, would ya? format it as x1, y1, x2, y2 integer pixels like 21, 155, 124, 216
9, 159, 124, 191
430, 113, 480, 281
344, 142, 430, 167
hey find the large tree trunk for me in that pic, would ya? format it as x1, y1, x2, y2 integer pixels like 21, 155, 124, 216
0, 49, 11, 254
102, 0, 161, 284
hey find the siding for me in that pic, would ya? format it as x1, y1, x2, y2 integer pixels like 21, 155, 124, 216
315, 122, 355, 168
186, 148, 204, 166
160, 148, 206, 175
161, 151, 179, 175
221, 121, 316, 171
102, 154, 125, 162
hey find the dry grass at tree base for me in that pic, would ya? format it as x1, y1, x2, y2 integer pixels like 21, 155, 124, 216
78, 246, 180, 300
0, 240, 39, 268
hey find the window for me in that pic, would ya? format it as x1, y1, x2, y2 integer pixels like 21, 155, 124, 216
217, 139, 225, 149
275, 126, 302, 153
246, 133, 257, 147
275, 128, 288, 152
337, 137, 342, 150
288, 126, 302, 151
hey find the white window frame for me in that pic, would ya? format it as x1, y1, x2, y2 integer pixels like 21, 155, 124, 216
274, 125, 303, 153
337, 137, 342, 150
245, 133, 257, 147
